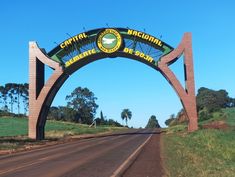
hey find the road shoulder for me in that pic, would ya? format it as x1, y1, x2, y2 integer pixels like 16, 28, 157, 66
122, 129, 164, 177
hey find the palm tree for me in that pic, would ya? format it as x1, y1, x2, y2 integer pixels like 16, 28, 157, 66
121, 109, 132, 126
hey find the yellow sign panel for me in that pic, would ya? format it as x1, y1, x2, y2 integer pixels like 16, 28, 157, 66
127, 29, 162, 47
60, 33, 87, 49
65, 49, 96, 67
123, 48, 154, 63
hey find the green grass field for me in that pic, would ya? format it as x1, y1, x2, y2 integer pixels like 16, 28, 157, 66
0, 117, 123, 137
224, 107, 235, 126
0, 117, 125, 150
0, 117, 28, 137
163, 108, 235, 177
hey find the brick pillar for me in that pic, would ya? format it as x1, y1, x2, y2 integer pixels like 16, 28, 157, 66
29, 42, 65, 140
158, 33, 198, 132
28, 45, 41, 139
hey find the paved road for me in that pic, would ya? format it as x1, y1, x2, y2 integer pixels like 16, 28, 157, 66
122, 130, 163, 177
0, 129, 161, 177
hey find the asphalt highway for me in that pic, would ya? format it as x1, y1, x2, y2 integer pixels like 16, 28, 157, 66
0, 129, 160, 177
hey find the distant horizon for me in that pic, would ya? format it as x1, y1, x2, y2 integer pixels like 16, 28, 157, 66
1, 79, 234, 128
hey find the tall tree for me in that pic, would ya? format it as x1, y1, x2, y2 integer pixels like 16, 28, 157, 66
100, 111, 105, 125
230, 98, 235, 107
121, 109, 132, 126
0, 85, 5, 109
197, 87, 231, 112
216, 89, 230, 108
22, 83, 29, 115
48, 106, 78, 122
66, 87, 98, 124
165, 114, 175, 126
5, 83, 17, 113
0, 83, 29, 115
145, 115, 161, 128
14, 83, 25, 114
146, 115, 161, 128
48, 106, 60, 120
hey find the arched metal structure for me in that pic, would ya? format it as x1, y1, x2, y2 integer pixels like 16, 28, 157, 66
29, 28, 198, 140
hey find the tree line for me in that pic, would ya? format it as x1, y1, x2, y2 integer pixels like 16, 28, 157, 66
0, 83, 28, 116
48, 86, 126, 127
0, 83, 127, 127
165, 87, 235, 126
2, 83, 232, 129
145, 115, 161, 128
48, 87, 99, 124
94, 111, 123, 127
196, 87, 235, 121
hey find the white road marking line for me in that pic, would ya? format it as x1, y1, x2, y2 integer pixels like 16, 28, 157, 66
111, 133, 153, 177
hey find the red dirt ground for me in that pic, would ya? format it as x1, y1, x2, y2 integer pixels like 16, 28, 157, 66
202, 120, 229, 130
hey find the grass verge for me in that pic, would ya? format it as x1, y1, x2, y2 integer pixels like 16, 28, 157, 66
163, 129, 235, 177
163, 107, 235, 177
0, 117, 125, 151
224, 107, 235, 126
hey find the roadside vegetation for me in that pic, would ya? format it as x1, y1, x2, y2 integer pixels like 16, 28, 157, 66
163, 127, 235, 177
121, 108, 132, 126
0, 83, 125, 127
163, 87, 235, 177
145, 115, 161, 128
0, 84, 128, 152
0, 116, 125, 151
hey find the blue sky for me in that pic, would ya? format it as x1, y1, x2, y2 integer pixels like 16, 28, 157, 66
0, 0, 235, 127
